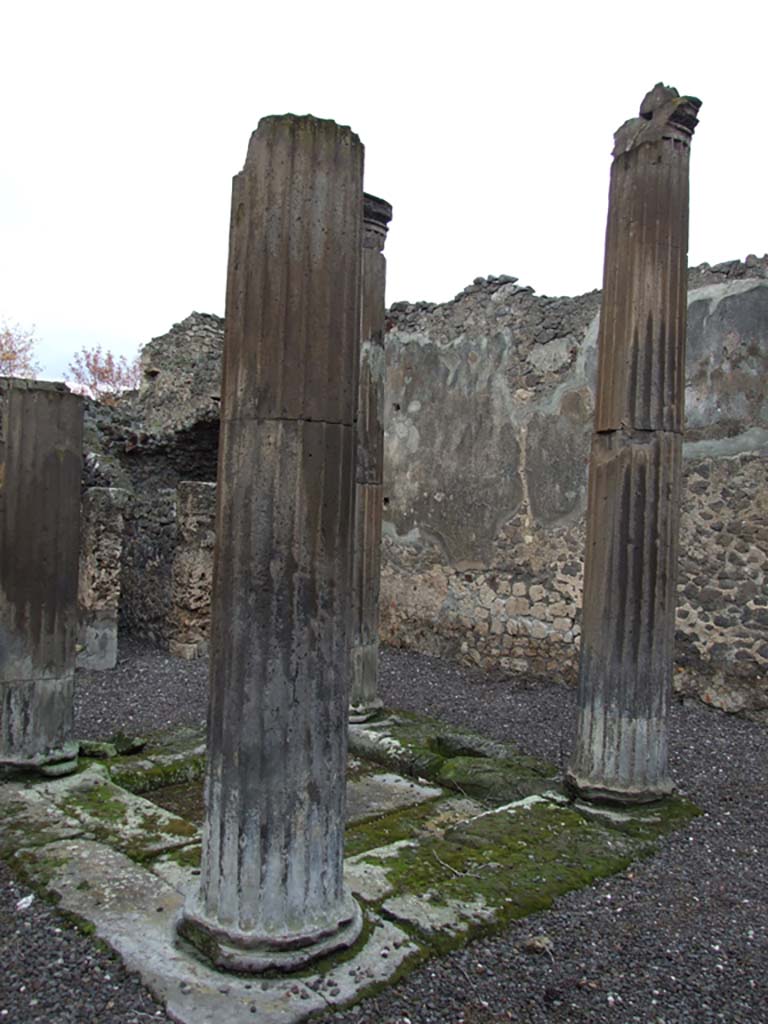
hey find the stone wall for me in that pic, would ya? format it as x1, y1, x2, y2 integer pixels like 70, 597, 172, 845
138, 312, 224, 437
675, 453, 767, 713
77, 487, 129, 670
77, 315, 224, 651
380, 259, 768, 714
97, 257, 767, 716
119, 489, 177, 645
168, 482, 216, 660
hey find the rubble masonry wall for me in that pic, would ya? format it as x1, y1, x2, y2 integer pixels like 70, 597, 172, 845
103, 259, 767, 716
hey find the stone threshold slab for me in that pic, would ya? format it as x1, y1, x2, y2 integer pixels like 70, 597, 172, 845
16, 838, 419, 1024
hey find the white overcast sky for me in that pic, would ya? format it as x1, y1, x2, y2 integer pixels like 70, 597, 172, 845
2, 0, 766, 378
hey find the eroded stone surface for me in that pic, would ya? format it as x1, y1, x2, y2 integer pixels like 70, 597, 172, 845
347, 772, 442, 823
1, 707, 700, 1021
179, 115, 366, 972
17, 839, 419, 1024
77, 487, 128, 670
568, 85, 700, 803
1, 378, 83, 771
382, 893, 496, 939
36, 764, 199, 859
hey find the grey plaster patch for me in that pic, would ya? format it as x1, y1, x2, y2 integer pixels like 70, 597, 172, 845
344, 856, 396, 903
381, 892, 495, 939
76, 618, 118, 671
20, 839, 419, 1024
526, 336, 573, 375
344, 839, 420, 904
417, 795, 488, 833
346, 772, 443, 824
683, 427, 768, 459
686, 277, 767, 308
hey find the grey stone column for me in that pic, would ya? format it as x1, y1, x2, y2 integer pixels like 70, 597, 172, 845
0, 379, 83, 775
350, 193, 392, 721
168, 481, 216, 661
77, 487, 129, 671
566, 85, 701, 804
177, 115, 364, 972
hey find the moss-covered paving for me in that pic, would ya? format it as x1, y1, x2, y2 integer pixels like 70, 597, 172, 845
0, 706, 700, 1012
134, 708, 699, 959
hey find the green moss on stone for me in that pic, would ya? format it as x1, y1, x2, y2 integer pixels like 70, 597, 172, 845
61, 783, 129, 824
108, 752, 206, 795
436, 755, 559, 804
350, 710, 559, 802
136, 811, 198, 839
13, 849, 69, 894
111, 733, 147, 755
143, 779, 205, 822
162, 844, 202, 869
351, 796, 700, 954
78, 740, 118, 760
345, 800, 452, 858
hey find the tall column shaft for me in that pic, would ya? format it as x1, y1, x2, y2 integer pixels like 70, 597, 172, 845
178, 115, 364, 972
567, 85, 701, 804
350, 194, 392, 720
0, 379, 83, 774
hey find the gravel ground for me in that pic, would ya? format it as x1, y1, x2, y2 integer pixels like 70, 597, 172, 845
1, 641, 767, 1024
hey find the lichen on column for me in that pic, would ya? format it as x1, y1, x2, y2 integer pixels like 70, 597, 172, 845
566, 85, 701, 804
177, 114, 365, 971
0, 378, 83, 775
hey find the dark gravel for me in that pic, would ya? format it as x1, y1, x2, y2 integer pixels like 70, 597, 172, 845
1, 642, 766, 1024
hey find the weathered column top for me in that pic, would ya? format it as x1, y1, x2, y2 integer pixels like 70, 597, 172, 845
223, 113, 364, 427
245, 113, 362, 167
613, 83, 701, 157
363, 193, 393, 251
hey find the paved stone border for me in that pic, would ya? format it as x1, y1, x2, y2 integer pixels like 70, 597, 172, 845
1, 711, 699, 1023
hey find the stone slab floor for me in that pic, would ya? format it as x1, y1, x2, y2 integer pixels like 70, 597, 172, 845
0, 710, 697, 1024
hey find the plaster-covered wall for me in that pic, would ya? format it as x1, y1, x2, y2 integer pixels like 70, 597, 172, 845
89, 258, 767, 716
380, 260, 768, 715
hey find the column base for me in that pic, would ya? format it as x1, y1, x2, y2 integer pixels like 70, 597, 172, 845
0, 673, 76, 772
564, 770, 674, 806
349, 697, 383, 724
349, 642, 381, 721
177, 891, 363, 974
0, 741, 79, 778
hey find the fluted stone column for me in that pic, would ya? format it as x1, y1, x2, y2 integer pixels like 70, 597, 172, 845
566, 85, 701, 804
0, 379, 83, 775
349, 193, 392, 721
177, 115, 364, 972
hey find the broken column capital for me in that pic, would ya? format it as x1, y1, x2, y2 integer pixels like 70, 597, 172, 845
363, 192, 393, 252
613, 82, 701, 156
